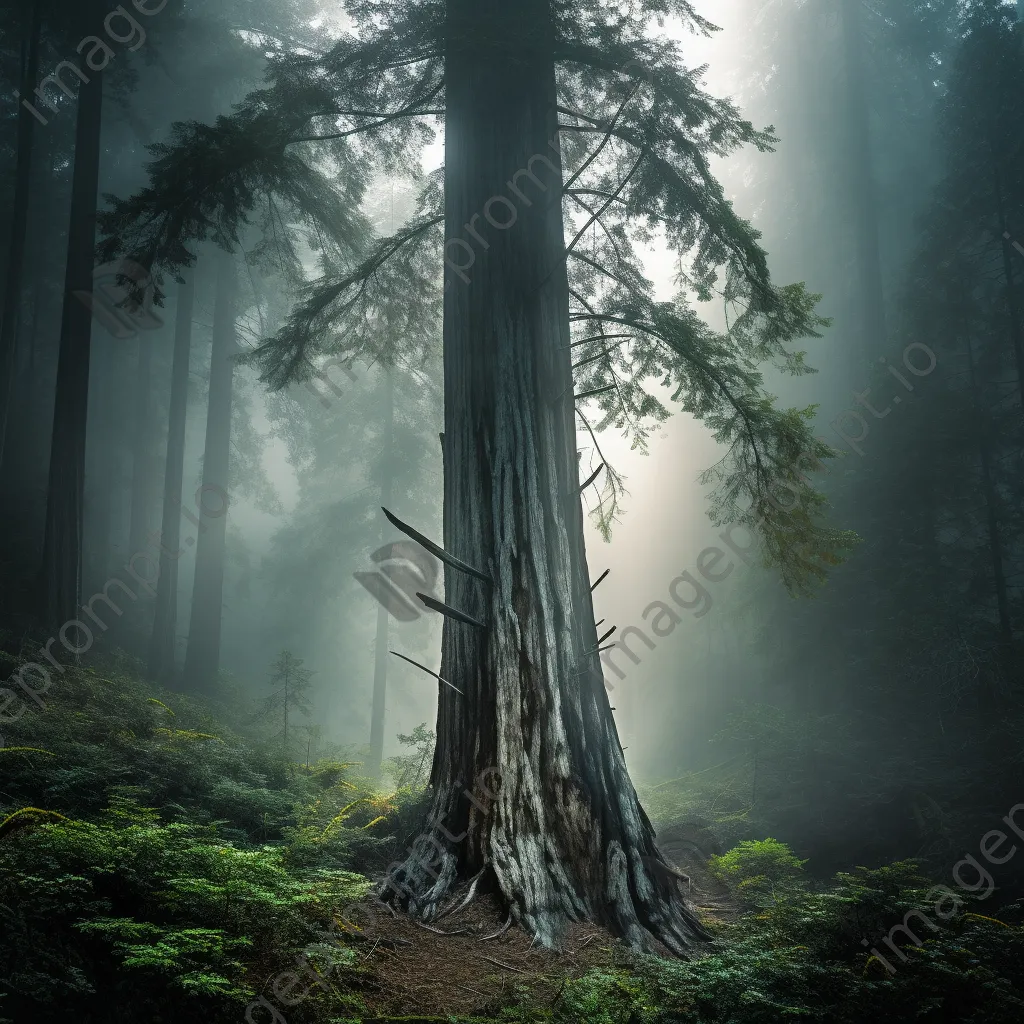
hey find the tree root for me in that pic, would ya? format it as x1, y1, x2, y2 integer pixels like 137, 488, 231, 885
479, 913, 512, 941
436, 866, 486, 920
375, 784, 708, 955
415, 920, 474, 936
372, 896, 399, 919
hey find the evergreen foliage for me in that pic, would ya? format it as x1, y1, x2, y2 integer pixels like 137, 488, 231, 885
255, 649, 316, 754
97, 0, 860, 591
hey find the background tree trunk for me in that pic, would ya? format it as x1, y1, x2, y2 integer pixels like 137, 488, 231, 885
382, 0, 706, 955
964, 325, 1012, 683
149, 271, 195, 685
841, 0, 887, 369
992, 166, 1024, 407
127, 332, 157, 558
0, 0, 43, 473
183, 252, 236, 694
82, 337, 120, 594
368, 366, 395, 776
39, 62, 105, 628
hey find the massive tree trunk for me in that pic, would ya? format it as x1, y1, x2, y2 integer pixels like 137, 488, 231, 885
380, 0, 706, 955
182, 253, 236, 694
368, 366, 395, 776
39, 61, 105, 628
148, 271, 195, 685
0, 0, 43, 473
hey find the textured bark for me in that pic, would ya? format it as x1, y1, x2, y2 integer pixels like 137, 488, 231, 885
39, 63, 105, 628
149, 272, 196, 685
379, 0, 707, 955
0, 0, 43, 472
183, 254, 236, 694
369, 367, 395, 775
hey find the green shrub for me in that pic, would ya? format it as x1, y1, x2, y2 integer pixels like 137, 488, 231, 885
0, 796, 371, 1020
708, 837, 807, 891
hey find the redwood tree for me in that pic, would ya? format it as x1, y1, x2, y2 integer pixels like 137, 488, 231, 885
96, 0, 852, 952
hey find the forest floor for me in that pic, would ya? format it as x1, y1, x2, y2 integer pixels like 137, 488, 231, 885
352, 838, 736, 1019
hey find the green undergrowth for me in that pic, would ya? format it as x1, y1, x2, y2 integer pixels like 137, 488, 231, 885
1, 651, 1022, 1022
491, 840, 1024, 1024
0, 649, 424, 1022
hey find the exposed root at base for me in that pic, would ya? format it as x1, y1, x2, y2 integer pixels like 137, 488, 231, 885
436, 866, 486, 920
480, 913, 513, 941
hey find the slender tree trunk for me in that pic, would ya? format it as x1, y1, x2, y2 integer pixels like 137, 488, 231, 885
148, 271, 195, 684
82, 339, 119, 593
127, 332, 157, 556
18, 122, 55, 485
39, 64, 105, 628
964, 327, 1013, 666
992, 165, 1024, 408
182, 252, 236, 694
840, 0, 886, 369
369, 367, 395, 776
0, 114, 52, 589
381, 0, 705, 954
0, 0, 43, 472
283, 666, 289, 752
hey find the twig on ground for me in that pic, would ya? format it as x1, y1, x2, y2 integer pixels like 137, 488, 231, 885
552, 977, 568, 1005
415, 920, 473, 936
476, 953, 531, 974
